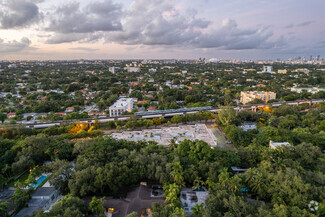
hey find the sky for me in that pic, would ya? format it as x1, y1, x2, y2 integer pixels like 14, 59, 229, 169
0, 0, 324, 60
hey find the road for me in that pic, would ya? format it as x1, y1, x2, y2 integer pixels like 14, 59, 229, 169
13, 98, 325, 129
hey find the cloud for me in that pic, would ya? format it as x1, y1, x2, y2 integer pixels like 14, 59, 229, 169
285, 24, 294, 29
0, 0, 41, 28
69, 47, 98, 52
284, 20, 315, 29
0, 37, 32, 53
45, 32, 104, 44
194, 19, 286, 50
45, 33, 87, 44
105, 0, 283, 50
296, 20, 315, 27
41, 0, 286, 51
108, 0, 210, 46
45, 0, 122, 43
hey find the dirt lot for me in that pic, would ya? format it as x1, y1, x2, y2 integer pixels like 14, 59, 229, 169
109, 124, 217, 147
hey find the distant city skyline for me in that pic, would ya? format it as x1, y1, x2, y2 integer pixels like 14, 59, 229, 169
0, 0, 324, 60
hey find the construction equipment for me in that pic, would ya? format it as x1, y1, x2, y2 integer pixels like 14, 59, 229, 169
257, 105, 272, 113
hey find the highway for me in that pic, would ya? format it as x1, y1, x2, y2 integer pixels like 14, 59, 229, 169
19, 98, 325, 129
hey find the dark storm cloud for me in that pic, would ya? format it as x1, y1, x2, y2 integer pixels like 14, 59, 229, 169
0, 0, 41, 28
0, 37, 32, 53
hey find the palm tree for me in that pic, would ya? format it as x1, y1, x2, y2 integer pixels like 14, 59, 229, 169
245, 169, 267, 198
191, 203, 204, 215
163, 183, 181, 206
170, 162, 185, 186
168, 139, 177, 151
205, 177, 216, 190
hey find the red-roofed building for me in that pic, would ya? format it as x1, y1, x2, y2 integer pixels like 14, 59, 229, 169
7, 113, 16, 118
148, 106, 156, 111
145, 94, 153, 99
257, 84, 266, 87
65, 107, 75, 113
130, 82, 139, 86
55, 112, 67, 116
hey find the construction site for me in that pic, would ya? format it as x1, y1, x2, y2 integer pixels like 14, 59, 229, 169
108, 124, 217, 147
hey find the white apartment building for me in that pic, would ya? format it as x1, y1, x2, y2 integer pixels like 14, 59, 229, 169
109, 98, 134, 117
258, 66, 274, 74
109, 67, 120, 74
263, 65, 273, 73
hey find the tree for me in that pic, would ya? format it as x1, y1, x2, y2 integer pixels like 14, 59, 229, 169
11, 187, 30, 212
47, 160, 73, 194
319, 120, 325, 131
0, 200, 8, 217
163, 183, 181, 207
89, 196, 106, 217
170, 162, 185, 186
216, 107, 237, 127
168, 139, 177, 151
171, 115, 182, 124
33, 195, 86, 217
0, 113, 6, 123
107, 121, 116, 129
151, 202, 187, 217
225, 125, 252, 147
191, 203, 204, 217
126, 212, 139, 217
25, 166, 41, 187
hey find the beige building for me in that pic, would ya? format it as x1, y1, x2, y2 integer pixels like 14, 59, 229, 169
277, 69, 287, 74
240, 91, 276, 104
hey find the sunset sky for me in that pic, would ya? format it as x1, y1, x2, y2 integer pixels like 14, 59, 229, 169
0, 0, 324, 60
